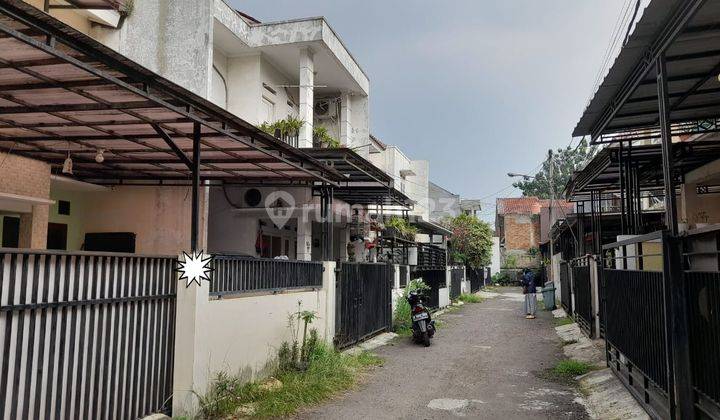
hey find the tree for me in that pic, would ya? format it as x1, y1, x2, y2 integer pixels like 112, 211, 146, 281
513, 138, 596, 199
443, 214, 493, 269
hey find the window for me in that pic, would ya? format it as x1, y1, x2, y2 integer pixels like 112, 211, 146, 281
58, 200, 70, 215
261, 97, 275, 124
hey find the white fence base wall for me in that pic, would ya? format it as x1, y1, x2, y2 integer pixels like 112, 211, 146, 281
172, 261, 336, 417
439, 287, 450, 308
461, 280, 470, 294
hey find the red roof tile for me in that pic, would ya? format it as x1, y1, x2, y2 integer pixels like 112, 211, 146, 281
497, 197, 574, 215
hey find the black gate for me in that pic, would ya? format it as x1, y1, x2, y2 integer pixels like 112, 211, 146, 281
468, 267, 483, 292
335, 263, 393, 349
416, 269, 446, 309
450, 268, 463, 300
560, 261, 573, 315
572, 259, 594, 337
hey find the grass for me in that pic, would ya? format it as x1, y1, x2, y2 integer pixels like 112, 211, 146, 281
554, 316, 575, 327
538, 359, 597, 385
457, 293, 483, 304
197, 344, 382, 418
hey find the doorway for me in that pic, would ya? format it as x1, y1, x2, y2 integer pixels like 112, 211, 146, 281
46, 222, 68, 250
1, 216, 19, 248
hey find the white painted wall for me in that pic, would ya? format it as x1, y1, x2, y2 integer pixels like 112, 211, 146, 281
173, 261, 337, 416
491, 237, 501, 275
207, 186, 311, 256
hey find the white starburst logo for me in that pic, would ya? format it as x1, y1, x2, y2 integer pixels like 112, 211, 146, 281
177, 250, 214, 288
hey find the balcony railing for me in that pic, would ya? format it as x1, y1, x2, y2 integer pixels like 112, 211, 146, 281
416, 243, 447, 269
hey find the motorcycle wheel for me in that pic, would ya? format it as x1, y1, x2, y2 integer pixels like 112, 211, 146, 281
422, 331, 430, 347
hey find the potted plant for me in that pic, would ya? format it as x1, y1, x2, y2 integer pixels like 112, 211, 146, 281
313, 126, 341, 148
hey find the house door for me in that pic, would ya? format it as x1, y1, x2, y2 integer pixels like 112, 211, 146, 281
1, 216, 19, 248
46, 223, 68, 250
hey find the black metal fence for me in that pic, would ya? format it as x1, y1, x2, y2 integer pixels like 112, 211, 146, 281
416, 243, 447, 269
571, 258, 594, 337
467, 267, 483, 292
335, 263, 393, 349
210, 255, 323, 296
0, 249, 177, 420
683, 227, 720, 418
602, 233, 671, 419
450, 267, 463, 300
417, 269, 446, 309
560, 261, 572, 315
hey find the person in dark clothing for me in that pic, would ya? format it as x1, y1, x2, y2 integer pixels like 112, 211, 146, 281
522, 268, 537, 319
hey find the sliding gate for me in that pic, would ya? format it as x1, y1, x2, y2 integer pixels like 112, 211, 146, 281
335, 262, 393, 349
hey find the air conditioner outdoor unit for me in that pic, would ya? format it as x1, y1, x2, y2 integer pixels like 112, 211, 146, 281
314, 99, 337, 119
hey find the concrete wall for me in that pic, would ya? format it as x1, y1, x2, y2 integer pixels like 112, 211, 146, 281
490, 237, 501, 275
173, 261, 337, 416
93, 0, 214, 98
49, 185, 207, 255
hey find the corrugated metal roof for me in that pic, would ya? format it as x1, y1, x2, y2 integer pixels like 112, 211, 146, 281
573, 0, 720, 141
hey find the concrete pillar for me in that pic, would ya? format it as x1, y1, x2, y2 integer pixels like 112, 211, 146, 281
322, 261, 337, 340
18, 205, 49, 249
340, 92, 352, 147
680, 182, 700, 227
296, 217, 312, 261
172, 264, 210, 417
298, 48, 315, 148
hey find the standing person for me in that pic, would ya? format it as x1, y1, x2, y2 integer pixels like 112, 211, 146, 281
522, 268, 537, 319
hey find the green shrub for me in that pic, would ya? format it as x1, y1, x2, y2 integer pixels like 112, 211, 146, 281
491, 270, 518, 285
198, 344, 382, 418
393, 279, 430, 336
552, 360, 594, 379
457, 293, 483, 303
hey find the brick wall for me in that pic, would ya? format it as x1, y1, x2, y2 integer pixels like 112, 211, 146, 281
0, 152, 51, 199
503, 214, 540, 251
0, 152, 51, 248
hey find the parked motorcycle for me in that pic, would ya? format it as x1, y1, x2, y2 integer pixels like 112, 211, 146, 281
407, 291, 435, 346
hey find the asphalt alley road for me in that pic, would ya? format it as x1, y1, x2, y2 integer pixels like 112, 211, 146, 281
296, 288, 588, 420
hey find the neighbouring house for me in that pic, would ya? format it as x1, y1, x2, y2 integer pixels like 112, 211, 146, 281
496, 197, 573, 269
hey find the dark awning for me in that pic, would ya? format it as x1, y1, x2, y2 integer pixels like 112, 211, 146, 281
574, 0, 720, 143
304, 148, 413, 207
566, 139, 720, 199
60, 0, 127, 10
0, 0, 342, 186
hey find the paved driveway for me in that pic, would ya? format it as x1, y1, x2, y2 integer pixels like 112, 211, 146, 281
296, 288, 588, 419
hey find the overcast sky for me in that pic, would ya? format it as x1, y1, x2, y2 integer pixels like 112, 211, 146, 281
230, 0, 628, 220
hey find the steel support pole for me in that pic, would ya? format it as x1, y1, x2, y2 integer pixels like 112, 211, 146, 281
191, 122, 201, 252
658, 55, 693, 420
657, 55, 679, 236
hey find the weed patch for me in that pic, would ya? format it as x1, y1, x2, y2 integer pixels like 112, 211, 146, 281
554, 316, 575, 327
198, 345, 382, 418
538, 359, 597, 385
457, 293, 483, 303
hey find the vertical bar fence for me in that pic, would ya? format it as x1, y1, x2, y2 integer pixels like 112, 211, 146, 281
0, 249, 177, 420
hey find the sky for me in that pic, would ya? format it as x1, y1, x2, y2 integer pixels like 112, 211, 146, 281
229, 0, 630, 221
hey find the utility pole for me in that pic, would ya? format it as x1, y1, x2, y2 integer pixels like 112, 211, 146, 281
548, 149, 555, 285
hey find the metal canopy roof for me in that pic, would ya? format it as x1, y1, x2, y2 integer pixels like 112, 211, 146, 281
304, 147, 412, 207
59, 0, 127, 10
566, 139, 720, 199
574, 0, 720, 143
0, 0, 342, 186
